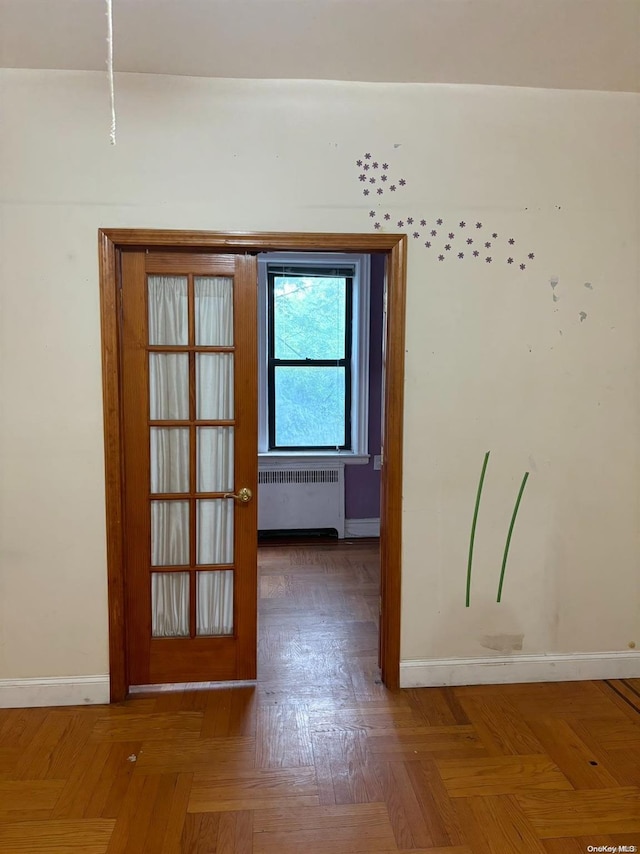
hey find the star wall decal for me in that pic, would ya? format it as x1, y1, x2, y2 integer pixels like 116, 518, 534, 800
353, 151, 537, 272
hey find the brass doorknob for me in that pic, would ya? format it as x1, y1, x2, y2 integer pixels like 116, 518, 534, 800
224, 487, 253, 503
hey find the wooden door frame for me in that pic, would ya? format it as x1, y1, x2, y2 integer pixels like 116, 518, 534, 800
99, 229, 407, 700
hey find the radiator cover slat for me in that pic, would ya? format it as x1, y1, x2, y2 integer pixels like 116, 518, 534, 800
258, 466, 345, 538
258, 469, 339, 485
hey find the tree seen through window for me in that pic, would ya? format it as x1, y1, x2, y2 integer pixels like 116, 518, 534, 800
268, 269, 353, 449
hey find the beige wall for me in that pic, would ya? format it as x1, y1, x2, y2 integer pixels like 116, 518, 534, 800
0, 70, 638, 683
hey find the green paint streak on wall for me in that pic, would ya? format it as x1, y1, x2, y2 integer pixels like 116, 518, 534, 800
497, 471, 530, 603
466, 451, 490, 607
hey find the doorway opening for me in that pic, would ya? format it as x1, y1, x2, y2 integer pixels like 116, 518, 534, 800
255, 250, 385, 695
99, 229, 406, 699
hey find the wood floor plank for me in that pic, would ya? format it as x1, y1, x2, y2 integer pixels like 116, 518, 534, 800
436, 754, 572, 797
134, 735, 255, 774
377, 759, 449, 849
457, 694, 545, 756
577, 716, 640, 750
141, 773, 186, 853
405, 688, 471, 727
84, 743, 140, 820
542, 838, 589, 853
454, 794, 548, 854
201, 688, 234, 738
0, 819, 114, 853
0, 708, 49, 749
105, 773, 161, 853
51, 742, 114, 819
367, 725, 486, 761
255, 703, 313, 768
252, 802, 397, 854
0, 779, 64, 814
404, 759, 467, 848
188, 766, 319, 813
0, 746, 20, 780
45, 712, 98, 780
159, 772, 193, 854
226, 688, 259, 738
15, 711, 87, 780
509, 681, 631, 722
105, 772, 186, 853
180, 813, 221, 853
526, 718, 621, 789
544, 834, 640, 853
603, 747, 640, 786
49, 741, 140, 821
596, 680, 640, 722
217, 810, 253, 854
310, 729, 338, 806
516, 787, 640, 837
252, 802, 389, 833
309, 704, 424, 735
150, 688, 210, 714
182, 809, 254, 853
396, 848, 472, 854
315, 729, 382, 805
91, 711, 203, 742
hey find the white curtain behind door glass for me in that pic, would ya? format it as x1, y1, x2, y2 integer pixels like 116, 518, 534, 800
149, 353, 189, 420
197, 499, 233, 564
197, 427, 234, 493
148, 276, 188, 345
149, 273, 235, 640
150, 428, 189, 493
151, 501, 189, 566
151, 572, 189, 637
197, 571, 233, 635
196, 354, 234, 420
195, 277, 233, 346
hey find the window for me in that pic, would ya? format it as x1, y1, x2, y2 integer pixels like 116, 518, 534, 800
268, 266, 352, 450
258, 253, 371, 459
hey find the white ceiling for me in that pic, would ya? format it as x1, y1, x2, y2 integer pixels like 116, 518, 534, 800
1, 0, 639, 92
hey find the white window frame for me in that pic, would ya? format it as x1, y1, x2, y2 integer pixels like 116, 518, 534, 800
257, 252, 371, 466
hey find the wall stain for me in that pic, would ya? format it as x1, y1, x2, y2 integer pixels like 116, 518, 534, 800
480, 633, 524, 653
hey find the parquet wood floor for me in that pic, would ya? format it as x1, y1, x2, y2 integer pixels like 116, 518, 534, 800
2, 540, 640, 852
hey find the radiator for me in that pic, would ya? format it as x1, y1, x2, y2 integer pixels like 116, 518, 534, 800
257, 467, 345, 538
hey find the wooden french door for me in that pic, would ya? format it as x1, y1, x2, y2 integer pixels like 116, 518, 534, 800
120, 249, 258, 686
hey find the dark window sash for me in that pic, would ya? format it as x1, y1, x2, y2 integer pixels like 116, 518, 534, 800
267, 268, 353, 451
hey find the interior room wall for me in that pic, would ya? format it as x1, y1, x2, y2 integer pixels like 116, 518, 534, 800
0, 69, 638, 700
344, 252, 384, 521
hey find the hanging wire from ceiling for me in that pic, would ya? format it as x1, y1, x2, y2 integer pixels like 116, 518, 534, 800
106, 0, 117, 144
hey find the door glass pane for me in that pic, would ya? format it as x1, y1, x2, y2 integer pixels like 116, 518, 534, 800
195, 277, 234, 346
196, 354, 234, 420
148, 276, 188, 345
197, 499, 233, 565
274, 366, 345, 447
149, 353, 189, 420
151, 500, 189, 566
151, 572, 189, 637
197, 570, 233, 636
197, 427, 234, 493
150, 428, 189, 493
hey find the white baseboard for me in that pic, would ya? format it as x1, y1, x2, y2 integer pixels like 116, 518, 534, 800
344, 517, 380, 537
0, 675, 110, 709
400, 652, 640, 688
